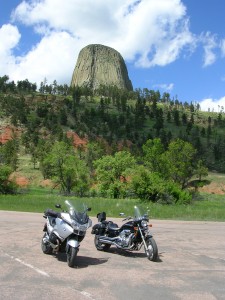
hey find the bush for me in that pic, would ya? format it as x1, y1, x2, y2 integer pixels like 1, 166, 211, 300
158, 181, 192, 204
130, 166, 192, 204
0, 165, 17, 194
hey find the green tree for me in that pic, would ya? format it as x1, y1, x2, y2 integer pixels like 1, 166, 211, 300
43, 141, 89, 195
163, 139, 197, 189
94, 151, 136, 198
85, 141, 105, 173
0, 165, 17, 194
173, 109, 180, 126
153, 108, 164, 134
142, 138, 165, 174
194, 160, 208, 181
0, 136, 19, 171
129, 165, 191, 204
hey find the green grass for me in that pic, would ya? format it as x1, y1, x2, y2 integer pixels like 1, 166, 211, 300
0, 188, 225, 221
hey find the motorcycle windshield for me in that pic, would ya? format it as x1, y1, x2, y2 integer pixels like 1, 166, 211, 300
65, 200, 89, 225
133, 205, 149, 221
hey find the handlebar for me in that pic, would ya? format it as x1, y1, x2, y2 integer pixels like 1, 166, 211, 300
122, 216, 132, 222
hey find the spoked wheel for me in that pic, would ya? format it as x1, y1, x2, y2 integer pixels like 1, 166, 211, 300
41, 233, 53, 254
67, 246, 78, 268
145, 237, 158, 261
94, 235, 111, 251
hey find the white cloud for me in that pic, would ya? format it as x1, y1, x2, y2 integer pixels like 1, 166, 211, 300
201, 32, 217, 67
153, 83, 174, 92
198, 97, 225, 112
0, 24, 21, 73
0, 0, 196, 85
10, 31, 80, 84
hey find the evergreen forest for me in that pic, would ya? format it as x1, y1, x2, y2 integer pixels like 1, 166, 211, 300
0, 75, 224, 202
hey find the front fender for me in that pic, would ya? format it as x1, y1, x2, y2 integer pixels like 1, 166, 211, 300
67, 238, 79, 248
145, 232, 153, 239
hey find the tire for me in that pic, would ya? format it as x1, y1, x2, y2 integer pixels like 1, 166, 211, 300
41, 233, 53, 254
67, 246, 78, 268
145, 237, 158, 261
94, 235, 111, 251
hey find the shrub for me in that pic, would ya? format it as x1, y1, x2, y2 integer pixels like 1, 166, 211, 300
0, 165, 17, 194
130, 166, 192, 204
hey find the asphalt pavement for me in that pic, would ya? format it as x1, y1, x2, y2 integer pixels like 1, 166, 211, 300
0, 210, 225, 300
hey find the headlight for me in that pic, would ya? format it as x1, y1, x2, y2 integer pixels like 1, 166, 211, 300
71, 220, 80, 230
71, 220, 92, 231
141, 220, 148, 228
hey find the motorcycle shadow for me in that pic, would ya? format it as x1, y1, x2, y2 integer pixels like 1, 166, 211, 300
107, 247, 163, 262
55, 253, 109, 268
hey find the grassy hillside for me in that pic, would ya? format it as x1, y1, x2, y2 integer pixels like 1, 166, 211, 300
0, 83, 225, 194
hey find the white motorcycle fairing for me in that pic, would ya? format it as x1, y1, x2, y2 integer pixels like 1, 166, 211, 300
54, 214, 73, 240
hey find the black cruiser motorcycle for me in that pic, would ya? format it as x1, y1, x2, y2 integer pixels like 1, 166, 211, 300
91, 205, 158, 261
41, 200, 92, 267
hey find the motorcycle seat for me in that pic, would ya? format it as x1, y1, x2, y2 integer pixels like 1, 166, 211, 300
107, 222, 119, 231
44, 209, 61, 218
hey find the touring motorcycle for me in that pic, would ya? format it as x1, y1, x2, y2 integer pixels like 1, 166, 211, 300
91, 205, 158, 261
41, 200, 92, 267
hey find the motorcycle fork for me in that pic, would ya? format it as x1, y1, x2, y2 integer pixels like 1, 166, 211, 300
137, 224, 149, 254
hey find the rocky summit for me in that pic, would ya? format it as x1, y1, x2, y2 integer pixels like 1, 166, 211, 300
71, 44, 133, 91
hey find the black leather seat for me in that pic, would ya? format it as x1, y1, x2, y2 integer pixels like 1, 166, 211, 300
107, 221, 119, 231
44, 209, 60, 218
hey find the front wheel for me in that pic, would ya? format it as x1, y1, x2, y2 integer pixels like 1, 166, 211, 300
94, 235, 111, 251
67, 246, 78, 267
145, 237, 158, 261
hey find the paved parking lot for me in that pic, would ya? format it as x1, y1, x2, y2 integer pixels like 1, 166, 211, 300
0, 210, 225, 300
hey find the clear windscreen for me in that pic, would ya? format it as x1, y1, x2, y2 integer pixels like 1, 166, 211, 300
133, 205, 149, 220
65, 200, 89, 225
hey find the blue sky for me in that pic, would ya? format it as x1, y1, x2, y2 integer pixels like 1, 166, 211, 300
0, 0, 225, 111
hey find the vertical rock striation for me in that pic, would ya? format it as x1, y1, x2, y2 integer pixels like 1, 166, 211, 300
71, 44, 133, 91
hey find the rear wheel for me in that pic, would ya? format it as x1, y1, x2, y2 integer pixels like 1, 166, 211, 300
67, 247, 78, 267
41, 233, 53, 254
94, 235, 111, 251
145, 237, 158, 261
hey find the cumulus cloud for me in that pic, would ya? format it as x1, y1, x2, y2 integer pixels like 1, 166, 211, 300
198, 97, 225, 112
0, 0, 196, 85
0, 24, 21, 73
10, 31, 80, 84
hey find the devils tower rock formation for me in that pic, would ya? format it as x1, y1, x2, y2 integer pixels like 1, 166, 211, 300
71, 44, 133, 91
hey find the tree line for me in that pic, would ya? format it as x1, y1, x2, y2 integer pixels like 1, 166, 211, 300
0, 75, 225, 196
0, 134, 208, 202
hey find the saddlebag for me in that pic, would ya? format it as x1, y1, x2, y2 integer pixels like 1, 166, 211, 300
91, 223, 107, 235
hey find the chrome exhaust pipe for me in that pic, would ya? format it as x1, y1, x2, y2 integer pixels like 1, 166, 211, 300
99, 236, 118, 244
